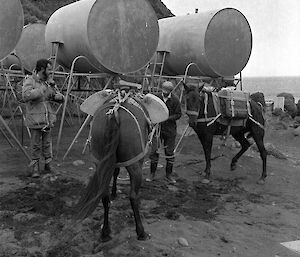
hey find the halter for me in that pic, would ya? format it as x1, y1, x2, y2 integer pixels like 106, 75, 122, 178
186, 92, 219, 125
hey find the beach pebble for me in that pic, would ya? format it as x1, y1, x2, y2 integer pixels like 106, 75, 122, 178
178, 237, 189, 247
72, 160, 85, 166
201, 178, 210, 184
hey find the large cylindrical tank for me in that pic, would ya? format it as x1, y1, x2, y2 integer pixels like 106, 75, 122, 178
15, 23, 51, 72
45, 0, 159, 74
0, 0, 24, 61
1, 53, 21, 70
157, 8, 252, 77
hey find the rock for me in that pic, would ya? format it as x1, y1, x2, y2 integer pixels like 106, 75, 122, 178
277, 92, 295, 102
297, 100, 300, 116
165, 210, 180, 220
72, 160, 85, 166
82, 252, 104, 257
273, 121, 289, 130
251, 143, 287, 159
178, 237, 189, 247
294, 116, 300, 123
231, 141, 241, 148
293, 127, 300, 136
265, 143, 288, 159
13, 213, 42, 223
0, 210, 16, 219
167, 185, 178, 192
272, 107, 283, 116
277, 92, 297, 118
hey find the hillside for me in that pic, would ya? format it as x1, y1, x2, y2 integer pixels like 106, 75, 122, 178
20, 0, 174, 24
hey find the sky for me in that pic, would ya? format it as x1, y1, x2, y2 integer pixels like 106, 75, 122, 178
161, 0, 300, 77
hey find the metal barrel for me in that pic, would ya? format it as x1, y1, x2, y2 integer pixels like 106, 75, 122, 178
1, 53, 21, 70
0, 0, 24, 61
45, 0, 159, 74
15, 23, 51, 72
157, 8, 252, 77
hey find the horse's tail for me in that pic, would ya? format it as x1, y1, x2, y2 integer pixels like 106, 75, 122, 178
75, 112, 119, 220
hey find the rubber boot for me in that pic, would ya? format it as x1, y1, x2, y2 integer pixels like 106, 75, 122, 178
44, 158, 55, 174
165, 162, 176, 184
44, 162, 53, 173
31, 161, 40, 178
146, 162, 157, 182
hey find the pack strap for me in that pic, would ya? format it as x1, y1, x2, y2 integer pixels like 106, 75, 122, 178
248, 116, 264, 130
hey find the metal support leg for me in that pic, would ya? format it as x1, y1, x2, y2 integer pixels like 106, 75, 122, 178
63, 114, 91, 160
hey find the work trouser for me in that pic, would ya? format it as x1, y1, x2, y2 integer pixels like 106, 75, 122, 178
149, 131, 176, 166
30, 128, 52, 163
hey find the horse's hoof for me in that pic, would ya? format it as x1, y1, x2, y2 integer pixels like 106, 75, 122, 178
111, 194, 117, 201
101, 234, 112, 242
230, 163, 237, 171
138, 232, 151, 241
201, 178, 210, 184
256, 178, 265, 185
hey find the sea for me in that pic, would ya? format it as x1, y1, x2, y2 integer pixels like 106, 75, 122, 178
242, 76, 300, 103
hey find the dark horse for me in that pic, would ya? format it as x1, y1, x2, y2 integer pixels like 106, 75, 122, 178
184, 85, 267, 184
76, 98, 150, 241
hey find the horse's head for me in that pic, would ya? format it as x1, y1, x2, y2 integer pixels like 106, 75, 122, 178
183, 83, 203, 127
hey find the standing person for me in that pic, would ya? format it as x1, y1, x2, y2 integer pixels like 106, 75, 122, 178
22, 59, 64, 177
147, 81, 182, 183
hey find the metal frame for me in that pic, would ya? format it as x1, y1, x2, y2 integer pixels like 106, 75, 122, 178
0, 61, 31, 161
53, 54, 115, 158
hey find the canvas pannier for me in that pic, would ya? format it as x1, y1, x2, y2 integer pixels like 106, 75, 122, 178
218, 90, 250, 119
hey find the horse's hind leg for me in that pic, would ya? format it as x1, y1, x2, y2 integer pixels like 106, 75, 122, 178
231, 133, 251, 170
111, 167, 120, 200
101, 193, 112, 242
126, 160, 150, 240
251, 129, 267, 184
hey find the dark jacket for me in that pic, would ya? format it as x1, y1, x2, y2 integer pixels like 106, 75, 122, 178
22, 73, 64, 129
156, 93, 182, 136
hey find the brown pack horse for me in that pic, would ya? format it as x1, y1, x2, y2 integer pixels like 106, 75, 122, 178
76, 99, 150, 241
184, 85, 267, 184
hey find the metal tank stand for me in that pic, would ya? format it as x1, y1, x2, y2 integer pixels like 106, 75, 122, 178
61, 75, 114, 161
142, 50, 169, 92
54, 55, 114, 159
0, 62, 31, 161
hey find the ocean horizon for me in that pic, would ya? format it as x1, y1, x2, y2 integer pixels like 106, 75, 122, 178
241, 76, 300, 102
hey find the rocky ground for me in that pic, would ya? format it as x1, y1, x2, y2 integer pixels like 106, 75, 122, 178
0, 112, 300, 257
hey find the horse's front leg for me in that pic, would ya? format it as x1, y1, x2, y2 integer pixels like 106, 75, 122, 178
252, 130, 267, 184
111, 167, 120, 200
126, 161, 150, 240
101, 193, 112, 242
198, 132, 213, 182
